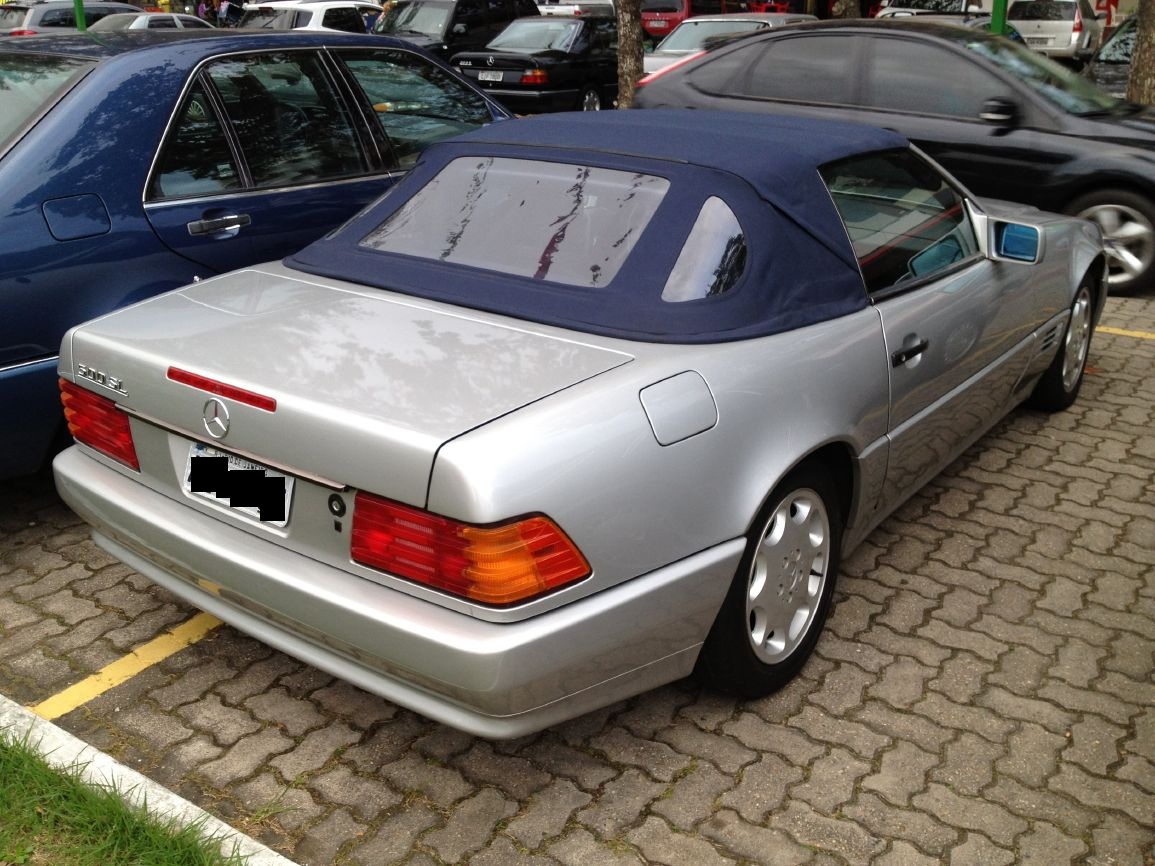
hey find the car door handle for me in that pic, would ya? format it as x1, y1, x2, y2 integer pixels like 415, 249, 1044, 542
892, 339, 929, 367
187, 214, 252, 236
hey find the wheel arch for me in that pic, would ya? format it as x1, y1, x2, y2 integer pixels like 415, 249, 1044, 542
753, 440, 858, 538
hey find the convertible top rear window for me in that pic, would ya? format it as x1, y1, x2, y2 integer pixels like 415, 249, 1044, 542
0, 55, 93, 152
360, 156, 669, 287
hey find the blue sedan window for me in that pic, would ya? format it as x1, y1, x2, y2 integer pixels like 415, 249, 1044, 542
360, 156, 668, 286
0, 55, 93, 152
149, 83, 242, 199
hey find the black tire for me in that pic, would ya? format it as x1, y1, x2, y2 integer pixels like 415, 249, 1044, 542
1066, 188, 1155, 296
695, 464, 843, 699
578, 87, 601, 111
1028, 279, 1096, 412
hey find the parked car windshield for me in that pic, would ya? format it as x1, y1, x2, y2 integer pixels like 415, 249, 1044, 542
963, 35, 1120, 114
488, 18, 580, 51
1094, 15, 1134, 62
1008, 0, 1076, 20
239, 8, 305, 29
0, 54, 94, 151
360, 156, 669, 287
657, 19, 767, 51
375, 0, 449, 38
642, 0, 684, 12
0, 7, 29, 27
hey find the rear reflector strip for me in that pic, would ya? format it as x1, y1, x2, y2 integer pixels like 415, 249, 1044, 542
167, 367, 276, 412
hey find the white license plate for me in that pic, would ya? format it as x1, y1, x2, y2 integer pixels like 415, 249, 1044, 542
1026, 36, 1050, 45
478, 70, 504, 82
185, 443, 294, 527
650, 19, 668, 27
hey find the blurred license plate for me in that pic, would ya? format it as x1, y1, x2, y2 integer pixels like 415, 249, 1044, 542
478, 70, 503, 82
185, 443, 293, 526
1026, 36, 1049, 45
650, 19, 668, 27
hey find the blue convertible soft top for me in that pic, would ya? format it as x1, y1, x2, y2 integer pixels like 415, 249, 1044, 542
287, 110, 910, 343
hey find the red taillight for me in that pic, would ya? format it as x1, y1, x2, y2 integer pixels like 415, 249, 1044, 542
636, 50, 705, 88
1073, 7, 1083, 32
351, 492, 590, 605
9, 29, 38, 35
520, 68, 549, 86
59, 379, 139, 471
167, 367, 276, 412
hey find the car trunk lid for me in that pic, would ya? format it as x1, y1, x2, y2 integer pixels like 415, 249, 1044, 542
66, 265, 633, 506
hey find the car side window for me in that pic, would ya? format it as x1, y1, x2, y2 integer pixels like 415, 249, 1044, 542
661, 197, 747, 302
820, 150, 979, 297
206, 52, 368, 188
336, 48, 493, 169
149, 82, 242, 200
322, 7, 367, 31
149, 15, 179, 27
736, 35, 856, 104
866, 38, 998, 119
39, 9, 75, 26
451, 0, 484, 31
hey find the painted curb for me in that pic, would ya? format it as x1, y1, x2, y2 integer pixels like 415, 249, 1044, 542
0, 692, 300, 866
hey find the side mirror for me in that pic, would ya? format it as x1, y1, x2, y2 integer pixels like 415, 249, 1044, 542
979, 97, 1019, 127
995, 222, 1041, 262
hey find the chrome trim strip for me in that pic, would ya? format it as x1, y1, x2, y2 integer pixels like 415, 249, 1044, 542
0, 355, 59, 375
143, 172, 389, 211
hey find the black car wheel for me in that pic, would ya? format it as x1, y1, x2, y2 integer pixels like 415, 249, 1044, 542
695, 464, 842, 698
1068, 188, 1155, 295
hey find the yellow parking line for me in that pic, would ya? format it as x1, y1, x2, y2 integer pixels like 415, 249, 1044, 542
1099, 326, 1155, 341
28, 612, 222, 721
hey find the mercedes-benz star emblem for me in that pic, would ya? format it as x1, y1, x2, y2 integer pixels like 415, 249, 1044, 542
487, 55, 495, 66
203, 398, 230, 440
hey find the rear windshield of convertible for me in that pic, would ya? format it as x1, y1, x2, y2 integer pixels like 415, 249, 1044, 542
359, 156, 669, 287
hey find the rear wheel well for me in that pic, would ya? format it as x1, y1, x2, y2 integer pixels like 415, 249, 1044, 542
786, 443, 855, 531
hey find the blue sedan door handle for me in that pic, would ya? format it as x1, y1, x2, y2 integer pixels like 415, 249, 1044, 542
187, 213, 252, 237
892, 338, 929, 367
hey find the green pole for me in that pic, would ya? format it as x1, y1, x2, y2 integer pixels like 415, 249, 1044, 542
990, 0, 1007, 35
74, 0, 86, 31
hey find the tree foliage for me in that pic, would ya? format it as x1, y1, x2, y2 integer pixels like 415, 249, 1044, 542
1128, 0, 1155, 104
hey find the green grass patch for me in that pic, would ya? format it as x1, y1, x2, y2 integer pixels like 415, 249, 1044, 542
0, 731, 246, 866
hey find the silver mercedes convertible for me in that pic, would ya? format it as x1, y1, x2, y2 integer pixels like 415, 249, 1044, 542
54, 110, 1105, 737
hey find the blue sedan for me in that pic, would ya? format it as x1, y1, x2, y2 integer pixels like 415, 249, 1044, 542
0, 30, 507, 479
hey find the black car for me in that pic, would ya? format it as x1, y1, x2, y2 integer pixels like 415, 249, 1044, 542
373, 0, 539, 59
452, 14, 618, 112
634, 19, 1155, 294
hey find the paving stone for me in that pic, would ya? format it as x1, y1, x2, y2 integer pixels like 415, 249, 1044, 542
910, 693, 1015, 743
791, 747, 870, 813
722, 713, 824, 764
347, 803, 440, 865
113, 703, 194, 751
860, 625, 952, 667
292, 808, 366, 866
1087, 814, 1155, 866
815, 633, 894, 673
982, 777, 1099, 837
454, 741, 552, 801
1064, 715, 1128, 775
675, 691, 741, 732
976, 686, 1077, 734
414, 726, 474, 763
651, 762, 734, 831
520, 738, 618, 791
862, 741, 937, 806
1038, 680, 1139, 725
747, 670, 821, 724
788, 706, 890, 760
507, 779, 593, 849
912, 783, 1028, 846
548, 829, 644, 866
841, 792, 958, 857
469, 836, 562, 866
103, 604, 188, 652
270, 721, 361, 780
213, 653, 301, 704
824, 593, 881, 640
698, 809, 811, 866
1049, 763, 1155, 826
233, 772, 326, 834
947, 832, 1013, 866
718, 753, 803, 823
1104, 633, 1155, 679
626, 815, 735, 866
614, 685, 694, 739
876, 840, 941, 866
927, 652, 994, 704
424, 788, 517, 864
995, 722, 1066, 787
590, 726, 691, 783
656, 720, 756, 775
198, 727, 296, 789
151, 658, 237, 710
809, 663, 874, 715
342, 713, 429, 770
1017, 820, 1088, 866
377, 752, 474, 808
768, 801, 883, 866
854, 700, 953, 754
867, 656, 934, 709
244, 686, 328, 737
311, 680, 397, 729
5, 647, 76, 690
576, 768, 665, 836
175, 694, 261, 747
984, 584, 1039, 623
1049, 637, 1109, 687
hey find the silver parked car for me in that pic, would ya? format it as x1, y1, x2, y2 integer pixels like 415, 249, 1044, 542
54, 111, 1105, 738
643, 11, 815, 74
88, 11, 216, 29
1008, 0, 1103, 61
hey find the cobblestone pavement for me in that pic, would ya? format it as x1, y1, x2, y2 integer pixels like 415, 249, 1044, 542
1, 293, 1153, 866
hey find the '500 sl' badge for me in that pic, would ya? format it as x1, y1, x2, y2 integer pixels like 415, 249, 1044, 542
77, 363, 129, 397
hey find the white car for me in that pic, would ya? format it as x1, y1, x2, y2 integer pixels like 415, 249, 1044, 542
643, 11, 815, 74
238, 0, 383, 32
88, 11, 215, 28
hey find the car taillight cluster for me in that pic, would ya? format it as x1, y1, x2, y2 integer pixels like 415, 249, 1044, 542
1073, 7, 1083, 33
8, 29, 38, 35
351, 491, 590, 605
59, 379, 139, 470
520, 69, 549, 86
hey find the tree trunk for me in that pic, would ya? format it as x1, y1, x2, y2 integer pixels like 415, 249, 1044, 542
616, 0, 645, 108
1128, 0, 1155, 105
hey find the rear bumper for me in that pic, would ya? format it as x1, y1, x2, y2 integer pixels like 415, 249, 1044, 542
54, 446, 741, 738
483, 87, 582, 114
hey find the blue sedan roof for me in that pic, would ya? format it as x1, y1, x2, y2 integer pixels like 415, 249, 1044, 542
289, 111, 911, 343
